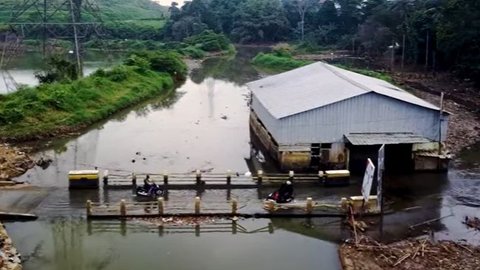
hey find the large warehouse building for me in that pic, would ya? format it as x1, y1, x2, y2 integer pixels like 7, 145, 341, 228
247, 62, 449, 173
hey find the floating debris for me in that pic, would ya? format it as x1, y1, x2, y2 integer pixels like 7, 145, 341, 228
339, 236, 480, 270
463, 216, 480, 231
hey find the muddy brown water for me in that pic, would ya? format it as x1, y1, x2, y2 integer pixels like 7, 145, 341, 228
2, 47, 480, 270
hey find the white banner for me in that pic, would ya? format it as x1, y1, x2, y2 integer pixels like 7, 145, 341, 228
377, 144, 385, 211
361, 158, 375, 202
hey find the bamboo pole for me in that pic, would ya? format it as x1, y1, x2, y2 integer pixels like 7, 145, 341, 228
120, 199, 126, 216
194, 196, 201, 214
158, 197, 164, 215
226, 170, 232, 185
86, 200, 92, 216
306, 197, 313, 214
231, 199, 238, 215
257, 170, 263, 185
196, 170, 201, 185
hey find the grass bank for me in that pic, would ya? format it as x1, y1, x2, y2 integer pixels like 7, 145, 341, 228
333, 64, 393, 83
251, 44, 312, 72
0, 51, 186, 141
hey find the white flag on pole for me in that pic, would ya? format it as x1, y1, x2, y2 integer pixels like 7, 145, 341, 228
361, 158, 375, 202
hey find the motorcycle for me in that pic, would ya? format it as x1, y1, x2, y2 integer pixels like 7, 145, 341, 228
266, 191, 294, 203
136, 183, 163, 198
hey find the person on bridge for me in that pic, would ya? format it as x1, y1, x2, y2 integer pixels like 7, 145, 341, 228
143, 174, 152, 192
277, 180, 294, 203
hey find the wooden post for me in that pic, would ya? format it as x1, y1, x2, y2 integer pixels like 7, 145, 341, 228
231, 199, 237, 215
306, 197, 313, 214
86, 200, 92, 216
289, 170, 294, 181
194, 196, 201, 214
131, 172, 137, 187
196, 170, 201, 185
257, 170, 263, 185
267, 200, 274, 212
226, 170, 232, 185
158, 197, 164, 215
163, 171, 168, 185
401, 34, 406, 70
103, 170, 109, 186
120, 199, 126, 216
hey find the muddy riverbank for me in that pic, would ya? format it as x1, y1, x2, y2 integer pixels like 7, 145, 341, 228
0, 222, 22, 270
0, 145, 34, 182
339, 235, 480, 270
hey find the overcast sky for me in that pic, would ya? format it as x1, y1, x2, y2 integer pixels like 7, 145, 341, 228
153, 0, 185, 7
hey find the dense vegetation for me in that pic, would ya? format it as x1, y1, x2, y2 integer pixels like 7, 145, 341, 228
164, 0, 480, 84
0, 51, 186, 140
0, 0, 166, 40
252, 44, 311, 71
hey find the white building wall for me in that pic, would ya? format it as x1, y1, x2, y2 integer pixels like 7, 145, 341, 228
253, 92, 447, 145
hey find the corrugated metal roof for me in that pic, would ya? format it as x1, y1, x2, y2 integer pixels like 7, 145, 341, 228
247, 62, 441, 119
345, 133, 432, 145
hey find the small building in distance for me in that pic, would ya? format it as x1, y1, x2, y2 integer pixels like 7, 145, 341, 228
247, 62, 449, 173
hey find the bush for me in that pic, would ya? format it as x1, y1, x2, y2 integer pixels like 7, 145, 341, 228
252, 53, 311, 72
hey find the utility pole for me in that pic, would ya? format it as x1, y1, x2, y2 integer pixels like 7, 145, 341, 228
401, 34, 405, 71
69, 0, 83, 78
425, 31, 429, 71
43, 0, 47, 56
390, 39, 395, 71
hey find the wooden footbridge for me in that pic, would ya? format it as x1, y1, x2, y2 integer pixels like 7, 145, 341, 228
86, 196, 350, 220
101, 170, 350, 190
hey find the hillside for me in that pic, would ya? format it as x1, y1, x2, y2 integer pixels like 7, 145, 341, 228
0, 0, 167, 23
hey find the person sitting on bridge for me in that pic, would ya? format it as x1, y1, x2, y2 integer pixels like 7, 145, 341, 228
277, 180, 294, 203
143, 174, 152, 191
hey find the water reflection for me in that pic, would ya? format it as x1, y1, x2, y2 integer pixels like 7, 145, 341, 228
8, 218, 340, 270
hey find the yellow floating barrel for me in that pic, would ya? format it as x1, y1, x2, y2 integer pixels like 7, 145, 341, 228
68, 170, 99, 189
323, 169, 350, 186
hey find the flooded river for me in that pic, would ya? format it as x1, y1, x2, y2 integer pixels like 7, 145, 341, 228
2, 47, 480, 269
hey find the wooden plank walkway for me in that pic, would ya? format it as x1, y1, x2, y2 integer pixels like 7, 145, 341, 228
85, 197, 353, 220
102, 171, 338, 190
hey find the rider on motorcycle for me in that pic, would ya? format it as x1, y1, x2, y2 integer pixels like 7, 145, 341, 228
268, 180, 294, 203
143, 174, 153, 192
278, 180, 293, 202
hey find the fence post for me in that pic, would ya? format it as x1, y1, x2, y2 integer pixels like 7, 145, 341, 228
131, 172, 137, 187
158, 197, 164, 215
86, 200, 92, 216
103, 170, 109, 186
306, 197, 313, 214
194, 196, 201, 214
257, 170, 263, 185
231, 199, 237, 215
163, 171, 168, 186
289, 170, 294, 181
196, 170, 202, 185
267, 200, 274, 212
120, 199, 127, 216
226, 170, 232, 185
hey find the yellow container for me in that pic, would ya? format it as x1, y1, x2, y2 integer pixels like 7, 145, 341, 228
68, 170, 99, 189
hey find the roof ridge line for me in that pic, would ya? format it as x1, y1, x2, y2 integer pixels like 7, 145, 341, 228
321, 62, 374, 94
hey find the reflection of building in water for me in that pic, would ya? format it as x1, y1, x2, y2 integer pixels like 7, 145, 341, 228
247, 62, 449, 173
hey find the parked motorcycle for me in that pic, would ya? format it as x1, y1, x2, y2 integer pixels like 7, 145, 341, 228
136, 183, 163, 198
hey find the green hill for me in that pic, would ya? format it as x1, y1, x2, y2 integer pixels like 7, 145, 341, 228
0, 0, 166, 24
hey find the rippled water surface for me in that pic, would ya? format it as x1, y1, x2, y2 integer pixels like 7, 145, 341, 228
3, 47, 480, 269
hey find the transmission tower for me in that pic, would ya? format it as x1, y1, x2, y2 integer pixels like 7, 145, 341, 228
2, 0, 105, 85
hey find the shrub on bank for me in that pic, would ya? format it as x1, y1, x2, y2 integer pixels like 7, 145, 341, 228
252, 53, 311, 72
0, 51, 185, 140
